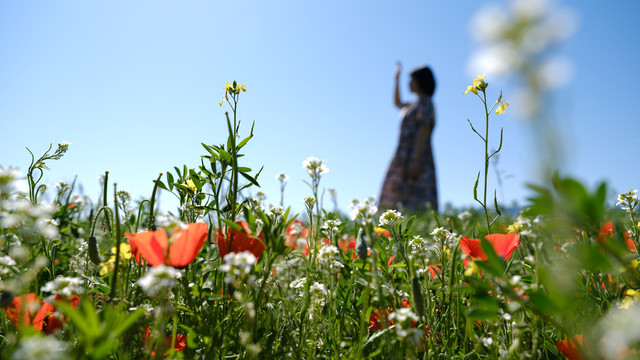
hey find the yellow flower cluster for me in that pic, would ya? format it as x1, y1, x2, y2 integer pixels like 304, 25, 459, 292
225, 81, 247, 95
496, 98, 510, 115
220, 81, 247, 106
99, 243, 133, 276
463, 74, 487, 95
507, 221, 522, 233
619, 289, 640, 310
184, 179, 197, 192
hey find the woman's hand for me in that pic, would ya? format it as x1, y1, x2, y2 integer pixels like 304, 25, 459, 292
395, 61, 402, 79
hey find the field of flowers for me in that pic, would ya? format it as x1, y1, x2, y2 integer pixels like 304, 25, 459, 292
1, 80, 639, 360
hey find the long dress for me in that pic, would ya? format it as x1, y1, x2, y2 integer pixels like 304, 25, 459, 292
379, 96, 437, 211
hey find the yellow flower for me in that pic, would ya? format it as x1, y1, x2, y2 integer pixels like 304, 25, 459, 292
619, 289, 640, 309
496, 100, 509, 115
99, 258, 115, 276
464, 260, 480, 276
464, 74, 487, 95
463, 85, 477, 95
185, 179, 197, 192
507, 221, 522, 233
239, 84, 246, 92
111, 243, 132, 260
619, 296, 635, 310
473, 74, 486, 88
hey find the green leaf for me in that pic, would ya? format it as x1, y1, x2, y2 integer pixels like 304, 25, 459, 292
478, 237, 504, 276
240, 171, 260, 187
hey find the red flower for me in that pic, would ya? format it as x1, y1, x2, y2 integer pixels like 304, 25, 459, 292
144, 326, 187, 357
597, 221, 615, 242
556, 335, 585, 360
216, 221, 265, 259
285, 220, 308, 250
460, 233, 520, 266
624, 232, 638, 252
127, 223, 208, 268
4, 293, 80, 334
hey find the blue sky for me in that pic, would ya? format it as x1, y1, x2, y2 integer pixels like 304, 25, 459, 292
1, 1, 639, 216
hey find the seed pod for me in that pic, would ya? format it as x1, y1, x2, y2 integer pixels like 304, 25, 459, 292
0, 290, 13, 307
356, 228, 368, 260
88, 236, 102, 265
412, 276, 426, 319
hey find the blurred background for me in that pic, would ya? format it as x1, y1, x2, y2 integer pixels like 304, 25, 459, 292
1, 0, 639, 215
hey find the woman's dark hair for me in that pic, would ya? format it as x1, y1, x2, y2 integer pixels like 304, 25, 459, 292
410, 66, 436, 97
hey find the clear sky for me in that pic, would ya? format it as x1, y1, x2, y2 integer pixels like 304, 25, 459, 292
1, 0, 639, 216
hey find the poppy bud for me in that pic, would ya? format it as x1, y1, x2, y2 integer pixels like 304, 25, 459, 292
88, 236, 102, 265
0, 290, 13, 307
412, 277, 426, 319
356, 228, 368, 260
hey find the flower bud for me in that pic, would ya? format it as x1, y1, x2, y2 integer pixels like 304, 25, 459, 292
88, 236, 102, 265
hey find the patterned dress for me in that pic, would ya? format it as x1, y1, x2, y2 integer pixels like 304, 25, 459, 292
379, 96, 437, 211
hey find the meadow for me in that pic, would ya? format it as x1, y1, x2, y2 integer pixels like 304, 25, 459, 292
1, 79, 639, 360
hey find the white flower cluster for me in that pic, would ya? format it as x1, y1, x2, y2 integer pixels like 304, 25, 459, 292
431, 227, 458, 249
1, 200, 59, 240
321, 219, 341, 238
268, 206, 284, 224
0, 255, 17, 277
378, 209, 403, 227
408, 235, 431, 258
309, 282, 328, 307
350, 197, 378, 226
388, 308, 422, 343
12, 335, 69, 360
275, 172, 289, 184
316, 244, 342, 271
617, 190, 639, 213
289, 277, 307, 292
219, 251, 257, 284
468, 0, 578, 119
41, 276, 83, 300
302, 156, 329, 178
137, 265, 182, 297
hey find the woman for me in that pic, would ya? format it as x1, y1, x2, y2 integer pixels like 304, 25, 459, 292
379, 62, 438, 211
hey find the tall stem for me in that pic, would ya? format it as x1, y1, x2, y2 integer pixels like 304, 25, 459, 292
482, 92, 492, 233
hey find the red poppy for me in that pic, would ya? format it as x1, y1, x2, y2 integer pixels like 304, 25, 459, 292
556, 335, 585, 360
144, 326, 187, 356
285, 220, 308, 250
624, 232, 638, 252
460, 233, 520, 266
216, 221, 265, 259
595, 221, 637, 252
597, 221, 615, 242
4, 293, 80, 334
127, 223, 208, 268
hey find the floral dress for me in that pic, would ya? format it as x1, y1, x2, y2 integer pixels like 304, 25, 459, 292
379, 96, 437, 211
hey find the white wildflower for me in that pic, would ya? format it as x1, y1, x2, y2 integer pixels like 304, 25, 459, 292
137, 265, 181, 297
302, 156, 329, 178
350, 197, 378, 226
40, 276, 83, 300
321, 219, 341, 238
457, 211, 472, 221
275, 172, 289, 184
378, 209, 403, 227
617, 190, 639, 213
316, 244, 342, 271
219, 251, 257, 284
12, 336, 68, 360
0, 255, 17, 276
309, 282, 328, 307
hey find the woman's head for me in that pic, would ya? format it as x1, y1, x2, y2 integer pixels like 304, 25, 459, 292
410, 66, 436, 97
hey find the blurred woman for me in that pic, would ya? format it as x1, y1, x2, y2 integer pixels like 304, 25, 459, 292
379, 62, 437, 211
